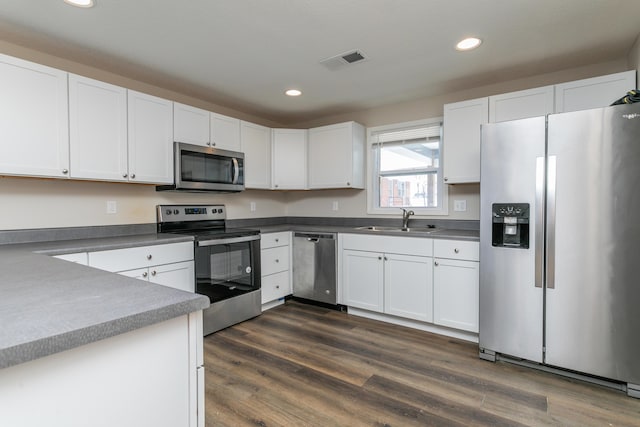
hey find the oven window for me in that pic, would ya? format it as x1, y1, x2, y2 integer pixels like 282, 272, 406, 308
194, 241, 257, 302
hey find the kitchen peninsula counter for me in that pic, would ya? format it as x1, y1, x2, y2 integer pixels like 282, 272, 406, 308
0, 233, 208, 370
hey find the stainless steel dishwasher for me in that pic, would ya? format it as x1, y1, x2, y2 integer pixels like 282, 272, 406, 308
292, 232, 337, 305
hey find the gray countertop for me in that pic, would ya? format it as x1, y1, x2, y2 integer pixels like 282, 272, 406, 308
0, 234, 208, 370
255, 224, 480, 241
0, 224, 475, 370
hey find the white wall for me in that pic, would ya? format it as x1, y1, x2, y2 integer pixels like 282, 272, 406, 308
0, 176, 286, 230
629, 34, 640, 83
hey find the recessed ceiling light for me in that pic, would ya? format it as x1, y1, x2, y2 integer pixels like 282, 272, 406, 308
456, 37, 482, 51
285, 89, 302, 97
64, 0, 95, 8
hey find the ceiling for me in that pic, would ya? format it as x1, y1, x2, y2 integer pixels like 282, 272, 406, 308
1, 0, 639, 125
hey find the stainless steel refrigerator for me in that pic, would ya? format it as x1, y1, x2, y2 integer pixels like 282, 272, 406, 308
479, 103, 640, 397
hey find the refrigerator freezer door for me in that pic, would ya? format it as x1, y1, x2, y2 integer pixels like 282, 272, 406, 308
545, 104, 640, 384
479, 116, 545, 363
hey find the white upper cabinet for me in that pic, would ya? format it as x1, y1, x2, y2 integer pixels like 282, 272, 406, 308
272, 128, 307, 190
173, 102, 210, 146
241, 120, 272, 189
210, 112, 241, 151
307, 121, 365, 189
0, 54, 69, 179
489, 85, 555, 123
442, 97, 488, 184
69, 74, 128, 181
127, 90, 174, 184
555, 70, 636, 113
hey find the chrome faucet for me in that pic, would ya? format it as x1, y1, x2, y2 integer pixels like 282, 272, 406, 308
401, 208, 414, 229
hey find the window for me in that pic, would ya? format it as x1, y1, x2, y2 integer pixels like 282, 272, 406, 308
368, 118, 447, 215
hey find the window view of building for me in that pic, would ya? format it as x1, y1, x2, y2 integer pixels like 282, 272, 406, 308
371, 121, 442, 211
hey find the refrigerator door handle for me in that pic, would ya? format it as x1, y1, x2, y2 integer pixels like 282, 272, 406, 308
546, 155, 557, 289
535, 157, 545, 288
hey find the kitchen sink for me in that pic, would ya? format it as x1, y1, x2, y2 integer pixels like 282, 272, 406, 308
355, 225, 437, 233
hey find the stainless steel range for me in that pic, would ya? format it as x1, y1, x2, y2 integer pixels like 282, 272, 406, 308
157, 204, 261, 335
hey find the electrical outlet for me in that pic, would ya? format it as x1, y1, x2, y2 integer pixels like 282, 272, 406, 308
453, 199, 467, 212
250, 202, 256, 212
332, 201, 339, 211
106, 200, 117, 214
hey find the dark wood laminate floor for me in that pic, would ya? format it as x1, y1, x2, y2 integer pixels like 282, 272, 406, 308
203, 301, 640, 426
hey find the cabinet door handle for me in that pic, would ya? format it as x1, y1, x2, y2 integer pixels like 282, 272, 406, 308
454, 248, 459, 254
146, 254, 152, 260
276, 285, 280, 289
346, 182, 351, 186
142, 271, 148, 278
384, 256, 388, 261
378, 256, 382, 260
151, 270, 156, 276
434, 261, 439, 266
123, 173, 128, 178
275, 238, 279, 242
62, 169, 68, 174
130, 173, 135, 179
444, 177, 449, 182
212, 142, 216, 146
275, 259, 279, 263
207, 142, 211, 146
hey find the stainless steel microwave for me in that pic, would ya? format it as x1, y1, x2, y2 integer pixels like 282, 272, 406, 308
157, 142, 245, 192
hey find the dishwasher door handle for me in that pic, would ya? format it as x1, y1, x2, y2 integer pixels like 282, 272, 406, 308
307, 237, 320, 243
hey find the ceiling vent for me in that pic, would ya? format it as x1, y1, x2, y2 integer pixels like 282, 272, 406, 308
320, 50, 367, 70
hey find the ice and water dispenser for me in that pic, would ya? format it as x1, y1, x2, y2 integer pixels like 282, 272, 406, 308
492, 203, 530, 248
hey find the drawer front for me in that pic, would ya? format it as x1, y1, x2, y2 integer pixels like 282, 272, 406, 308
342, 233, 432, 257
433, 239, 479, 261
261, 246, 290, 276
261, 232, 290, 249
53, 252, 88, 265
88, 241, 194, 272
261, 270, 291, 304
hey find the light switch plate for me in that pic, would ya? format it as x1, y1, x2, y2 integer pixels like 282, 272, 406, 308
106, 200, 117, 214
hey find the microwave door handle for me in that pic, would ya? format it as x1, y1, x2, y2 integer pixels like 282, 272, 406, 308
232, 158, 239, 184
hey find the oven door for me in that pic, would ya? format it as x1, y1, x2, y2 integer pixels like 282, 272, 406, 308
175, 142, 245, 192
194, 234, 260, 303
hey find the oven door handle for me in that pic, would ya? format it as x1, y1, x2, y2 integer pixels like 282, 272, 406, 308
197, 234, 260, 246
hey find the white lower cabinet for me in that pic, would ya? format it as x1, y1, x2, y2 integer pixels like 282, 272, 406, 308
433, 239, 479, 333
342, 233, 479, 337
261, 232, 292, 307
119, 261, 195, 293
342, 249, 384, 312
385, 253, 433, 322
88, 242, 195, 292
0, 312, 203, 427
342, 234, 433, 322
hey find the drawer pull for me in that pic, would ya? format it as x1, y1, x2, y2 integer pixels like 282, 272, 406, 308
275, 259, 279, 263
276, 285, 280, 289
142, 271, 148, 278
275, 238, 279, 242
454, 248, 460, 254
146, 254, 152, 260
434, 261, 439, 266
151, 270, 156, 276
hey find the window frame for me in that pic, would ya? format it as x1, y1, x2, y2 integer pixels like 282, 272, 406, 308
366, 117, 448, 216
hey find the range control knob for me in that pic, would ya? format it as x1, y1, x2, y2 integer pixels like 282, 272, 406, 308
219, 208, 224, 214
212, 208, 217, 214
165, 209, 172, 215
173, 209, 179, 215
